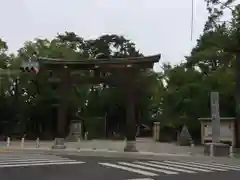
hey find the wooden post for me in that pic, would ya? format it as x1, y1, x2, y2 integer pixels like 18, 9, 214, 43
52, 67, 71, 149
124, 88, 137, 152
124, 71, 137, 152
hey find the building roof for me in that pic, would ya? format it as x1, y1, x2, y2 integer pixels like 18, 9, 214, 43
38, 54, 161, 70
198, 117, 235, 121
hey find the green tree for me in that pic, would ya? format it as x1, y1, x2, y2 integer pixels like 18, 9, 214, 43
0, 33, 160, 139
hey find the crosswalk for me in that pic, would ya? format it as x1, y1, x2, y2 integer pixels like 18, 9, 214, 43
99, 160, 240, 178
0, 153, 85, 168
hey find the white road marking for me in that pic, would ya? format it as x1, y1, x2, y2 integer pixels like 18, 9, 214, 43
179, 161, 240, 171
0, 161, 85, 168
135, 161, 196, 173
0, 154, 57, 157
149, 161, 212, 172
0, 159, 78, 165
0, 157, 68, 160
0, 158, 68, 163
126, 178, 154, 180
203, 162, 240, 168
0, 155, 68, 160
0, 153, 85, 168
118, 162, 178, 175
164, 161, 228, 171
99, 162, 158, 177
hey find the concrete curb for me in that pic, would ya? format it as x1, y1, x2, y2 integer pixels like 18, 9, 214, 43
0, 147, 191, 156
0, 147, 194, 156
0, 147, 196, 158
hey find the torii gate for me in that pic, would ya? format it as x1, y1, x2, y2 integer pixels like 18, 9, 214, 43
37, 54, 161, 152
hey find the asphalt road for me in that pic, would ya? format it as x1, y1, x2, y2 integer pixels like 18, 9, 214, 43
0, 153, 240, 180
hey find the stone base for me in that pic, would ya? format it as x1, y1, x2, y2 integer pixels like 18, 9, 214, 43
65, 134, 82, 142
52, 138, 66, 149
124, 141, 138, 152
204, 142, 230, 157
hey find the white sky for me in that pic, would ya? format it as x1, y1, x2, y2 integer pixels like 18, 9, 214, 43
0, 0, 208, 71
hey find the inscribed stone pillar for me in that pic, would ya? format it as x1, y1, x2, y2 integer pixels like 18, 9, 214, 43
211, 92, 220, 143
203, 92, 230, 156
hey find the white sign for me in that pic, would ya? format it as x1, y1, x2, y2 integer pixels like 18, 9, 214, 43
204, 124, 232, 138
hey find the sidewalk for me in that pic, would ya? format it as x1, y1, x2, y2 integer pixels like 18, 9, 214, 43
0, 138, 203, 155
2, 139, 240, 164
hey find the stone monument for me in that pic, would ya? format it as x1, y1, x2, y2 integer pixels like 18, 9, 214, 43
66, 120, 82, 141
178, 125, 192, 146
204, 92, 230, 156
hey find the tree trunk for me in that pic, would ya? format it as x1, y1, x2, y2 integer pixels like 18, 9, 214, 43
235, 52, 240, 148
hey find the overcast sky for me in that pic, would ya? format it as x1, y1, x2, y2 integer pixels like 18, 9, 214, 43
0, 0, 208, 71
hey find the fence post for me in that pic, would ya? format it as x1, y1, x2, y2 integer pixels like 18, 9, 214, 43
84, 132, 88, 140
229, 145, 234, 158
36, 137, 40, 148
210, 143, 214, 156
188, 141, 195, 154
6, 137, 10, 148
21, 137, 25, 148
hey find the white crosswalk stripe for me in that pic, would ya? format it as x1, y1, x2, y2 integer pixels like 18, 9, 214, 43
134, 161, 196, 173
98, 160, 240, 178
163, 161, 228, 171
144, 161, 212, 172
179, 161, 240, 171
118, 162, 178, 175
99, 163, 158, 177
0, 153, 85, 168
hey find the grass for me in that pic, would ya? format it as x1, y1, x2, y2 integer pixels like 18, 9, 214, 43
234, 153, 240, 158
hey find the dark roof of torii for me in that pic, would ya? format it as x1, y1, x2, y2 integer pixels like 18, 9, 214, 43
38, 54, 161, 70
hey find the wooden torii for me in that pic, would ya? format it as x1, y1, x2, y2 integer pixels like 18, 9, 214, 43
38, 54, 161, 152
